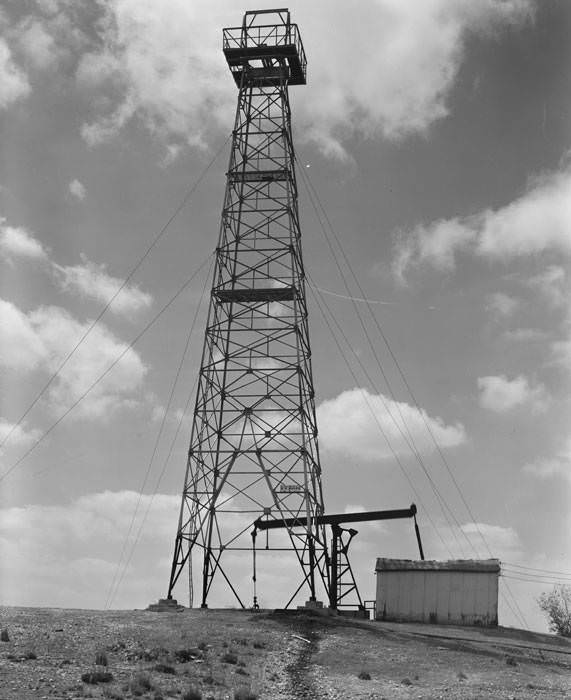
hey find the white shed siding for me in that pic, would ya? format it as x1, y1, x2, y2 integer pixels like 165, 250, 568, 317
375, 559, 500, 627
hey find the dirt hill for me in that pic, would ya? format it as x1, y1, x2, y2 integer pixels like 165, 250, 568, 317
1, 606, 569, 699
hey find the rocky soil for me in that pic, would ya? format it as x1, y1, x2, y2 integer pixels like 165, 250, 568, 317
1, 606, 570, 699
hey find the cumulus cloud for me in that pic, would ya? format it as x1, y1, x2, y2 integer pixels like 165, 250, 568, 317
524, 436, 571, 481
503, 328, 547, 343
0, 220, 47, 261
0, 214, 152, 316
0, 419, 41, 453
317, 387, 466, 462
394, 164, 571, 278
526, 265, 567, 308
477, 374, 548, 414
0, 299, 147, 418
460, 522, 521, 559
0, 490, 321, 608
68, 178, 86, 200
72, 0, 533, 157
487, 292, 519, 318
0, 490, 179, 608
0, 299, 47, 370
0, 38, 30, 108
52, 255, 153, 316
14, 17, 61, 69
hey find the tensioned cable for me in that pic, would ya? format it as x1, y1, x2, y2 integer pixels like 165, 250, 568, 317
110, 372, 199, 608
502, 572, 571, 584
298, 159, 529, 627
0, 135, 230, 453
502, 580, 529, 629
298, 158, 496, 560
502, 568, 571, 583
299, 167, 469, 558
310, 284, 396, 306
0, 253, 214, 484
503, 562, 571, 577
499, 586, 527, 628
105, 256, 213, 609
307, 282, 454, 558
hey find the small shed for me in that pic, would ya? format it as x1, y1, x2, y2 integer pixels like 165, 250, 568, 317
375, 558, 500, 627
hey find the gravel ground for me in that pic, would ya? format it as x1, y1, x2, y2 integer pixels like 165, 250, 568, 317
1, 607, 569, 699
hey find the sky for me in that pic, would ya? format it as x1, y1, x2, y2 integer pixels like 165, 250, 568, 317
1, 0, 570, 633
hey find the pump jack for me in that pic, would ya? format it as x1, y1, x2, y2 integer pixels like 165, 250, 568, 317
253, 504, 424, 610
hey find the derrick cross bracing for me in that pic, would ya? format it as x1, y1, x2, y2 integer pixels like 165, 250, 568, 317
253, 505, 425, 610
167, 9, 329, 609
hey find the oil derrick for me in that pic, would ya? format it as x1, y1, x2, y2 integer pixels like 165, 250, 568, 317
167, 9, 329, 609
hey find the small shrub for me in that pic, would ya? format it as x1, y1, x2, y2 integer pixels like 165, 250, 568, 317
401, 677, 413, 686
82, 671, 113, 684
252, 641, 265, 650
506, 656, 518, 666
102, 690, 124, 700
221, 651, 238, 664
538, 585, 571, 637
182, 688, 202, 700
1, 629, 10, 642
457, 671, 468, 681
95, 651, 108, 666
234, 690, 257, 700
197, 641, 208, 651
236, 667, 248, 676
358, 671, 371, 680
128, 672, 153, 696
154, 663, 176, 675
138, 647, 165, 662
25, 651, 37, 660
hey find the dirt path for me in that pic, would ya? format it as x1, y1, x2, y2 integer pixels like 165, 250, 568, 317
1, 607, 570, 699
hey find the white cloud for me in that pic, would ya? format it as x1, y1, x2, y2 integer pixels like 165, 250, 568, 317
15, 18, 60, 69
551, 335, 571, 371
477, 374, 548, 414
0, 490, 318, 609
0, 299, 147, 418
394, 164, 571, 277
503, 327, 547, 343
393, 218, 475, 282
74, 0, 533, 156
317, 387, 466, 462
524, 437, 571, 481
0, 419, 41, 453
527, 265, 567, 308
0, 220, 47, 260
460, 522, 521, 559
0, 38, 30, 108
80, 95, 137, 147
0, 299, 47, 370
68, 178, 86, 200
52, 255, 153, 316
0, 491, 179, 608
487, 292, 519, 318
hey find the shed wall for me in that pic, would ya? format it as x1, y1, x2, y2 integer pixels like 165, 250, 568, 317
376, 570, 498, 626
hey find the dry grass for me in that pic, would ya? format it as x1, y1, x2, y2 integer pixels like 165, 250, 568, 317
0, 606, 570, 699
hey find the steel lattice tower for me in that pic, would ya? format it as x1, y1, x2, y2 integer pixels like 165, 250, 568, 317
168, 9, 329, 609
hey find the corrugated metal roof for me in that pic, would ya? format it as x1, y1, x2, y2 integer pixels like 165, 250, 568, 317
375, 558, 500, 573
